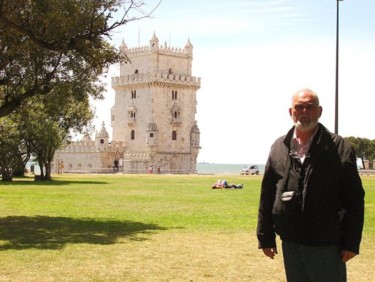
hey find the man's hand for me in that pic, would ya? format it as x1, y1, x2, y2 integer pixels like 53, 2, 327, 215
262, 247, 278, 259
341, 250, 357, 262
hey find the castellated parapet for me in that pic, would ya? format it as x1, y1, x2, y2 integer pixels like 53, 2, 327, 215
124, 43, 191, 56
112, 72, 201, 89
53, 32, 201, 174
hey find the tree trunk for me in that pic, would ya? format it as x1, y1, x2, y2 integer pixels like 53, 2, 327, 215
35, 160, 52, 181
45, 161, 52, 180
13, 154, 29, 177
36, 160, 46, 180
1, 168, 13, 181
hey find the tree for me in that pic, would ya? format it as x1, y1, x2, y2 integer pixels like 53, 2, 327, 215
0, 0, 160, 117
20, 89, 94, 180
0, 117, 24, 181
28, 117, 66, 180
345, 136, 375, 169
0, 79, 95, 181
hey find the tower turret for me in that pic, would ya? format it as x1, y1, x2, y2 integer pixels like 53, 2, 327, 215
119, 39, 128, 54
95, 122, 109, 151
184, 38, 193, 74
150, 32, 159, 52
184, 38, 193, 56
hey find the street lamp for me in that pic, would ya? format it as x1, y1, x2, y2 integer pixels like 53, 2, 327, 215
335, 0, 344, 134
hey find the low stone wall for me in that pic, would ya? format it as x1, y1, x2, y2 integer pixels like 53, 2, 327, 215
358, 169, 375, 175
64, 168, 117, 174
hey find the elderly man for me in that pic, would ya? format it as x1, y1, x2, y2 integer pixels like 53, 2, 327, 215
257, 88, 365, 281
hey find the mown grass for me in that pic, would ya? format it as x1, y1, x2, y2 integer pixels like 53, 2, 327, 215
0, 174, 374, 281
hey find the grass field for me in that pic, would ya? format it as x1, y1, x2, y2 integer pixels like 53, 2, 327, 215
0, 174, 374, 281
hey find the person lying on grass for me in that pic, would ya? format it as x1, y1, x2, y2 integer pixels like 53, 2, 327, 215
212, 180, 243, 189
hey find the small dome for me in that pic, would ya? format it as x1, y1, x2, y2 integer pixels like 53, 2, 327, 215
150, 32, 159, 43
191, 123, 200, 134
185, 38, 193, 49
96, 122, 109, 138
119, 39, 128, 51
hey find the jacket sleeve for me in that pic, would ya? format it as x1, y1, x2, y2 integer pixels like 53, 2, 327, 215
338, 139, 365, 254
257, 155, 277, 249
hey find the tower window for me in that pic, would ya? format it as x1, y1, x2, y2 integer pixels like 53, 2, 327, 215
172, 131, 177, 141
150, 133, 154, 138
131, 90, 136, 99
172, 90, 177, 100
135, 69, 139, 74
100, 139, 104, 144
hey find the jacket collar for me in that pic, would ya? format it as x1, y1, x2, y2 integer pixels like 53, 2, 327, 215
283, 123, 327, 150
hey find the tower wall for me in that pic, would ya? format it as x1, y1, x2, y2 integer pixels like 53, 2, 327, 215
111, 33, 201, 173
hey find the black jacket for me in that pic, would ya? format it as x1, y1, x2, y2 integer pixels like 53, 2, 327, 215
257, 123, 365, 253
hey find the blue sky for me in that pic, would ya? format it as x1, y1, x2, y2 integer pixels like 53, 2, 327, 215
93, 0, 375, 164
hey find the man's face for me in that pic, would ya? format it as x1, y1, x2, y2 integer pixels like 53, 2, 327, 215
289, 91, 322, 133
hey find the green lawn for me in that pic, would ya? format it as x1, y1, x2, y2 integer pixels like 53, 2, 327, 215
0, 174, 374, 281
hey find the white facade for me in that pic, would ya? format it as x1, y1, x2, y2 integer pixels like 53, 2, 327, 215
111, 33, 201, 173
53, 123, 125, 173
53, 33, 201, 174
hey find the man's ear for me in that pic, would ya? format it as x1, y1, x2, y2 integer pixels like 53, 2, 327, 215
289, 108, 293, 117
319, 106, 323, 117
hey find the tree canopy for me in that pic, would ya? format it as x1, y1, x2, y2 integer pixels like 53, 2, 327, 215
345, 136, 375, 168
0, 0, 159, 117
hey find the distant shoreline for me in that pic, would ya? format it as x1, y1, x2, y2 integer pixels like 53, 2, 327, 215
196, 163, 265, 175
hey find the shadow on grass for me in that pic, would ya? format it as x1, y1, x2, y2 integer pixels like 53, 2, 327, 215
0, 216, 167, 250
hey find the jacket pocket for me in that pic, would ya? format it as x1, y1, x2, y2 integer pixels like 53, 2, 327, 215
272, 191, 302, 236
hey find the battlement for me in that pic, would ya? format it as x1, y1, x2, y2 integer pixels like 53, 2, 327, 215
112, 72, 201, 88
57, 140, 126, 153
124, 43, 191, 57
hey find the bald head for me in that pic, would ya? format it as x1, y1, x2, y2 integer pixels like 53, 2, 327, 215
289, 88, 323, 134
291, 88, 320, 108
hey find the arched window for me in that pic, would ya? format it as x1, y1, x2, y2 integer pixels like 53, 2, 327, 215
135, 69, 139, 74
131, 130, 135, 140
172, 131, 177, 140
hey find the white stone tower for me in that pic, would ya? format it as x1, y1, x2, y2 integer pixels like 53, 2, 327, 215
111, 33, 201, 173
